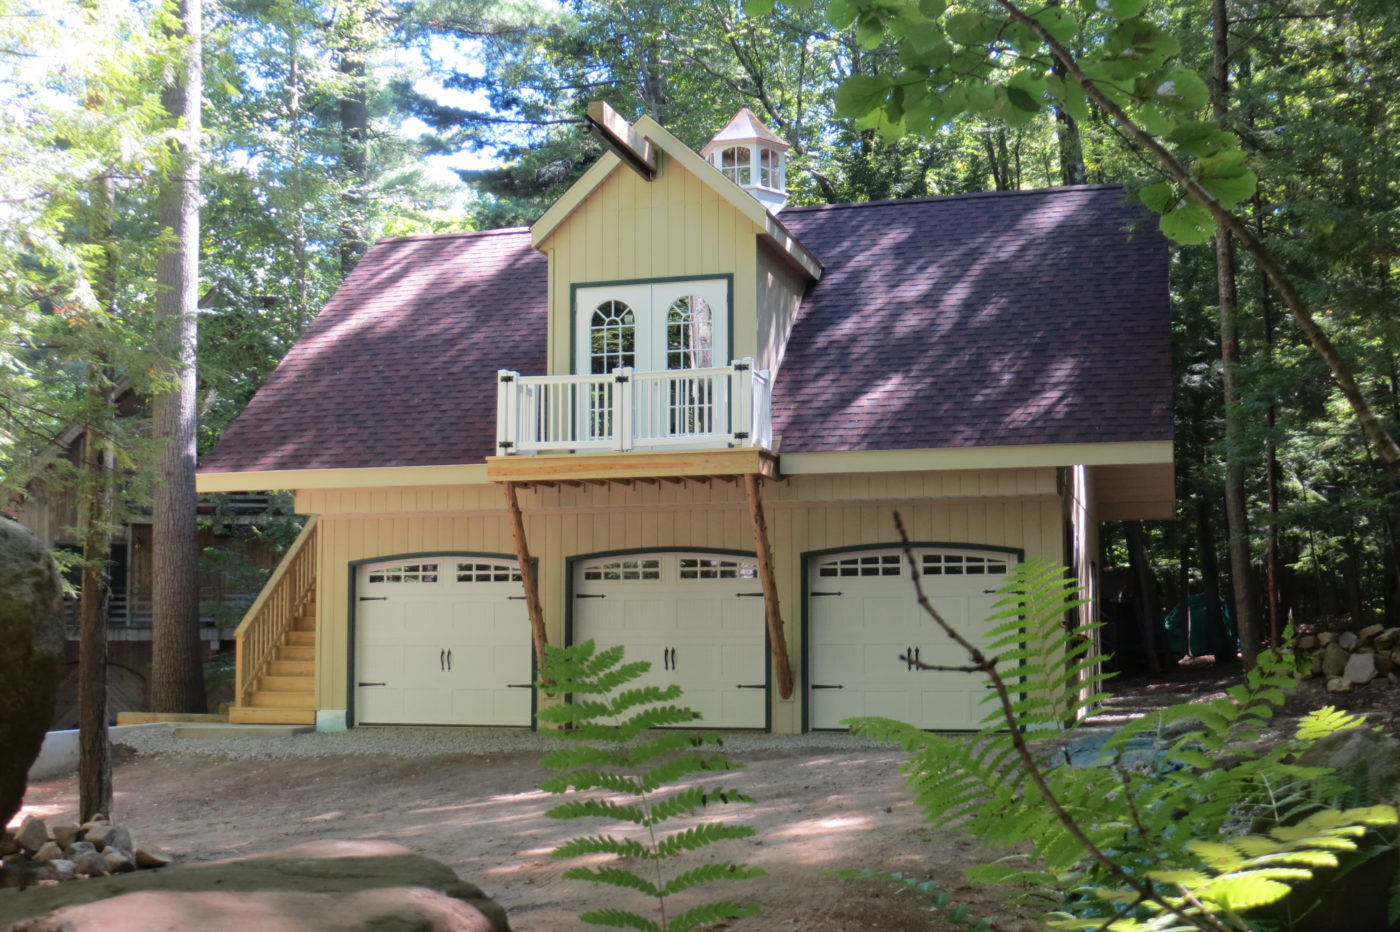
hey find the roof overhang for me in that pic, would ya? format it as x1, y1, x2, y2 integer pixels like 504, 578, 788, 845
531, 114, 822, 282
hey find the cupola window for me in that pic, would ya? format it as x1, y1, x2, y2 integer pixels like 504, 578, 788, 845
700, 107, 791, 213
719, 146, 751, 186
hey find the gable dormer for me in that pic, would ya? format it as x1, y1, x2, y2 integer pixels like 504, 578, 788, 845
530, 105, 820, 380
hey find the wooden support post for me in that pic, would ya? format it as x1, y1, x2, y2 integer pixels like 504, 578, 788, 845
504, 482, 549, 664
744, 474, 795, 699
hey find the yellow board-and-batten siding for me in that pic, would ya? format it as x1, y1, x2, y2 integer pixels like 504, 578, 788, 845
296, 467, 1064, 734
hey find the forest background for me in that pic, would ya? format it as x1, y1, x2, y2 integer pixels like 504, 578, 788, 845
3, 0, 1398, 697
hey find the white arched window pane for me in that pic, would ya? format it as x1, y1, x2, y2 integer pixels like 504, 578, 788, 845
666, 296, 713, 369
719, 146, 751, 186
590, 301, 635, 374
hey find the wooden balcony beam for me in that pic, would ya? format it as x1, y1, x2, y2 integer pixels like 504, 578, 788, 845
503, 481, 549, 665
744, 474, 794, 699
486, 448, 779, 484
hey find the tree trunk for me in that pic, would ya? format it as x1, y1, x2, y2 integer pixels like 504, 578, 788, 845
1124, 521, 1163, 674
150, 0, 206, 714
78, 419, 112, 821
1196, 494, 1231, 663
338, 55, 368, 275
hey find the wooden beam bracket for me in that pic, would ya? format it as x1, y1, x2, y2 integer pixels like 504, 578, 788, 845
744, 474, 795, 699
504, 481, 549, 666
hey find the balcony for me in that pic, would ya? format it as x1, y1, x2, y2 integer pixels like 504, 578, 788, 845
488, 359, 777, 484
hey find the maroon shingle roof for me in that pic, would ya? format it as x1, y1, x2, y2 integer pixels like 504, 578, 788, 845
773, 185, 1170, 452
200, 185, 1168, 475
200, 228, 546, 473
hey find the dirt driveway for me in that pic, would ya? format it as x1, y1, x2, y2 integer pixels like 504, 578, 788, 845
13, 740, 1040, 931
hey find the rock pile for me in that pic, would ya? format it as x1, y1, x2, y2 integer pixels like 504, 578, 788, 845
1294, 624, 1400, 693
0, 814, 169, 887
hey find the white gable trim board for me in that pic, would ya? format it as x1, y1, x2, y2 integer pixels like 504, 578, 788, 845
802, 544, 1021, 731
350, 553, 536, 727
567, 549, 770, 730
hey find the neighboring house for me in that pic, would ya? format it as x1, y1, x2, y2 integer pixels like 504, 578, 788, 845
9, 400, 287, 725
198, 106, 1173, 731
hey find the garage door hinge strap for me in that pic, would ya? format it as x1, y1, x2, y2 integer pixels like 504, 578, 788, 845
508, 595, 527, 600
576, 593, 606, 599
809, 591, 842, 597
507, 683, 533, 688
359, 596, 388, 601
736, 591, 764, 597
358, 682, 386, 687
735, 684, 766, 689
811, 684, 844, 689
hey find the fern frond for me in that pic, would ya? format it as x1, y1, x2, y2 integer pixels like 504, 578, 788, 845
563, 865, 662, 898
655, 822, 757, 857
546, 798, 648, 824
663, 901, 761, 932
551, 834, 651, 860
539, 769, 641, 795
577, 907, 662, 930
1295, 705, 1369, 741
647, 786, 755, 825
660, 862, 767, 895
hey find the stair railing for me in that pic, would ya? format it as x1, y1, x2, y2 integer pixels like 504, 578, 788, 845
234, 516, 319, 707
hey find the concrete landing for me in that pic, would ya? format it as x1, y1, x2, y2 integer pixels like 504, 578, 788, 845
172, 723, 314, 739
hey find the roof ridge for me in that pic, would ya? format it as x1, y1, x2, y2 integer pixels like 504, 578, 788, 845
781, 183, 1128, 215
375, 226, 531, 245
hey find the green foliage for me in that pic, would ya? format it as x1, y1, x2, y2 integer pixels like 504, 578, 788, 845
810, 0, 1255, 243
850, 560, 1398, 931
537, 640, 764, 932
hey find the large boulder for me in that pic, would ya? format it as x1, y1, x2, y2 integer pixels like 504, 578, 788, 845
0, 519, 65, 831
0, 839, 510, 931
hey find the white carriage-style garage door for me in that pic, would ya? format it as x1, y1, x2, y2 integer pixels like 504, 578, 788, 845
354, 556, 534, 726
572, 552, 768, 729
806, 548, 1015, 731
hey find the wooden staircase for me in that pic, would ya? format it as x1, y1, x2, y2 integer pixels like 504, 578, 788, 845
229, 602, 317, 724
229, 518, 320, 726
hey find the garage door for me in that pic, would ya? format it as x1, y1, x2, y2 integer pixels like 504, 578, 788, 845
572, 552, 767, 729
354, 556, 534, 726
807, 548, 1013, 731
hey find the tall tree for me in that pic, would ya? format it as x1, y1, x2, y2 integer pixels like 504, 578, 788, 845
1209, 0, 1259, 665
149, 0, 206, 713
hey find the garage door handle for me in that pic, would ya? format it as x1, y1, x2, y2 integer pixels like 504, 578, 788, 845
576, 593, 606, 599
668, 647, 676, 670
446, 649, 452, 671
736, 592, 764, 597
507, 683, 533, 689
810, 591, 842, 597
359, 596, 387, 602
440, 649, 446, 671
358, 682, 386, 687
735, 684, 766, 689
811, 684, 844, 689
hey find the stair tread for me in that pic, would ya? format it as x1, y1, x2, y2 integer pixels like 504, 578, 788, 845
229, 707, 316, 725
257, 675, 315, 692
249, 691, 315, 708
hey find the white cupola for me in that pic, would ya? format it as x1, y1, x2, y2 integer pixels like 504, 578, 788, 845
700, 108, 790, 214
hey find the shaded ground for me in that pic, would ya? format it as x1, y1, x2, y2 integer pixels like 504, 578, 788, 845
11, 743, 1040, 932
13, 658, 1381, 930
1094, 654, 1400, 735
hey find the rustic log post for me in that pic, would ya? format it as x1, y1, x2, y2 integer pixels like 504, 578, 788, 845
504, 482, 549, 664
743, 474, 794, 699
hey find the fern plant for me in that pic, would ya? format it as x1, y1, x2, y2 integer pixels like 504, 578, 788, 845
849, 552, 1398, 931
536, 639, 765, 932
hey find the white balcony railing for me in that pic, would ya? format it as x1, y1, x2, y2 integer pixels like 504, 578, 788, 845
496, 358, 772, 455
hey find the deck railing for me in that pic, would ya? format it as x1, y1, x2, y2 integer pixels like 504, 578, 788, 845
233, 516, 319, 706
496, 358, 771, 455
